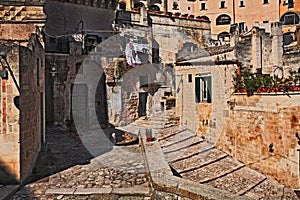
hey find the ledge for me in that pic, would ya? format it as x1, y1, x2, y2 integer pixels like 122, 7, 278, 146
139, 131, 252, 200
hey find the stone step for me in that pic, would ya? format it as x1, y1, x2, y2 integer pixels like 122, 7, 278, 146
181, 156, 245, 184
206, 166, 267, 195
244, 179, 298, 199
170, 148, 228, 174
164, 142, 214, 163
158, 129, 193, 144
160, 133, 200, 149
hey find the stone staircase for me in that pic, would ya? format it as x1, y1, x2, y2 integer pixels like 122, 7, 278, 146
155, 126, 298, 199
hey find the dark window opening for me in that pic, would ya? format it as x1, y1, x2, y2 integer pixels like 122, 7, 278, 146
263, 0, 269, 4
216, 14, 231, 25
239, 0, 245, 7
173, 1, 178, 9
188, 6, 191, 10
188, 74, 192, 83
200, 3, 206, 10
288, 0, 294, 8
195, 76, 212, 103
220, 1, 226, 8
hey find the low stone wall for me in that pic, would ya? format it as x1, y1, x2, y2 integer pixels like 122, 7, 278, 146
217, 94, 300, 188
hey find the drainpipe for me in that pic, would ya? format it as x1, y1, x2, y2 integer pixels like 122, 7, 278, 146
233, 0, 236, 24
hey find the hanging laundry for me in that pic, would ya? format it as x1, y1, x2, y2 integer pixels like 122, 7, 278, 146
125, 40, 150, 67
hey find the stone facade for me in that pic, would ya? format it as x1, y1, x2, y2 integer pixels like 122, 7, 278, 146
0, 2, 46, 183
175, 22, 300, 188
217, 94, 300, 188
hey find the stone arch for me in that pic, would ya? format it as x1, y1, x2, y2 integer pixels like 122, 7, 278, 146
280, 11, 300, 25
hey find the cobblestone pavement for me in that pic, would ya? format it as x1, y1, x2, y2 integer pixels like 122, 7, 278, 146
10, 126, 151, 200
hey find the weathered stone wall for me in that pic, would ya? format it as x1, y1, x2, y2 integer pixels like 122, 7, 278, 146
0, 45, 20, 183
234, 23, 283, 74
175, 63, 234, 142
19, 37, 45, 182
128, 12, 210, 64
217, 94, 300, 188
0, 3, 46, 183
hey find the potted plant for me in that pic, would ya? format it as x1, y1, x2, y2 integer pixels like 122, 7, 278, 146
256, 75, 271, 93
271, 75, 281, 93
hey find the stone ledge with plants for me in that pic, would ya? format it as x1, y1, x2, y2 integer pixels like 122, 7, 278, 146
233, 65, 300, 96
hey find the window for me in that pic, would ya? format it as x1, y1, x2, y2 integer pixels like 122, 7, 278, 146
263, 0, 269, 4
173, 2, 178, 9
188, 6, 191, 10
239, 0, 245, 7
239, 22, 245, 33
200, 2, 206, 10
263, 20, 269, 23
216, 14, 231, 25
220, 1, 226, 8
288, 0, 294, 8
195, 76, 212, 103
188, 74, 192, 83
280, 12, 300, 25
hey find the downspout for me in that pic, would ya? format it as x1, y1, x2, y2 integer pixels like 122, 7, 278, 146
233, 0, 236, 24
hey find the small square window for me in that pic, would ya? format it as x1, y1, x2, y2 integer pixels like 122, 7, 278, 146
263, 0, 269, 4
239, 0, 245, 7
200, 2, 206, 10
188, 6, 191, 10
188, 74, 192, 83
288, 0, 294, 8
220, 1, 226, 8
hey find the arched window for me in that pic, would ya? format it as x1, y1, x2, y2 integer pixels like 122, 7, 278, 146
148, 5, 160, 11
218, 32, 230, 41
280, 12, 300, 25
216, 14, 231, 25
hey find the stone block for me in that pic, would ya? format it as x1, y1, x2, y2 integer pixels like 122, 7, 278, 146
74, 187, 112, 195
45, 188, 76, 195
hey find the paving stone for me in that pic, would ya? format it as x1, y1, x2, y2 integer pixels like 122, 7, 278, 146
45, 188, 76, 195
74, 187, 112, 194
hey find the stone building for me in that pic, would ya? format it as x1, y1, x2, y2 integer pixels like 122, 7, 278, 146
175, 22, 300, 188
44, 0, 116, 127
279, 0, 300, 45
0, 1, 46, 183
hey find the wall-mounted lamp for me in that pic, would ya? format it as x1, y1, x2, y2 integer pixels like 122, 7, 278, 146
50, 66, 57, 77
0, 51, 20, 93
